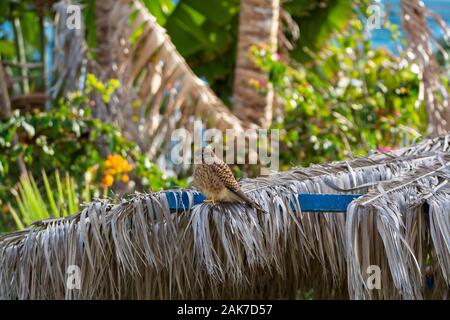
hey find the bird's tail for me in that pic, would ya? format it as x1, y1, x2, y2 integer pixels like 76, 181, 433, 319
231, 189, 266, 214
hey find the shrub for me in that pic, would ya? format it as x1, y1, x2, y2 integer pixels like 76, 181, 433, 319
0, 75, 186, 231
250, 20, 427, 168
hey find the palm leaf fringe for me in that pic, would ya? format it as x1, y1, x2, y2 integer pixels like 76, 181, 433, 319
1, 135, 450, 299
347, 156, 450, 299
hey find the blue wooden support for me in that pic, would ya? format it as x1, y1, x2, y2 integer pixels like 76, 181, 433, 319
165, 191, 362, 212
296, 194, 361, 212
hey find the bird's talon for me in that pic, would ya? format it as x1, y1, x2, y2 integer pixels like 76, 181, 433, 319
203, 198, 216, 205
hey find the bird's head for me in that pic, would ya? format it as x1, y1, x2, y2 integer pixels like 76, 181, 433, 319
194, 145, 217, 164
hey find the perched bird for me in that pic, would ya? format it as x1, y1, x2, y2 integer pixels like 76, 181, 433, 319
193, 146, 264, 212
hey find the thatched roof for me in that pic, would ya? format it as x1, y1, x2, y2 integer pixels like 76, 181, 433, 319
1, 135, 450, 299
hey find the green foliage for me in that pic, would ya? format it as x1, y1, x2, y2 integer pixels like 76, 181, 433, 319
0, 103, 116, 231
251, 20, 427, 168
284, 0, 356, 62
0, 74, 180, 191
146, 0, 356, 106
0, 99, 127, 189
86, 73, 120, 103
8, 171, 85, 230
0, 74, 186, 232
145, 0, 239, 105
133, 155, 187, 190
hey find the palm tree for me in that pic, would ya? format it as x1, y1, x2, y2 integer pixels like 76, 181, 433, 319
92, 0, 246, 159
232, 0, 280, 128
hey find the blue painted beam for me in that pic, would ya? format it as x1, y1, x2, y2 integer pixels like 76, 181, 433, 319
296, 194, 361, 212
165, 191, 361, 212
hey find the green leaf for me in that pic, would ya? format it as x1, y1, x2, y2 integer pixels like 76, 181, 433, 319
8, 206, 25, 230
288, 0, 354, 62
182, 0, 238, 26
66, 172, 75, 215
143, 0, 175, 26
42, 170, 59, 218
0, 40, 15, 55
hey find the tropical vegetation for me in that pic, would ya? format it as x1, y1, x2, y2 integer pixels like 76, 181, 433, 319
0, 0, 449, 301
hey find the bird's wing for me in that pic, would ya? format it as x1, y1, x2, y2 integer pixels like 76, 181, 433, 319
212, 161, 240, 192
212, 161, 265, 213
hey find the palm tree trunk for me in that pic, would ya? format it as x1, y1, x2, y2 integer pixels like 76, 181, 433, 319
232, 0, 280, 128
95, 0, 119, 79
94, 0, 130, 80
0, 62, 12, 118
94, 0, 131, 159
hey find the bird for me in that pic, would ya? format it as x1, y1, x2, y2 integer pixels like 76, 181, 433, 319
193, 146, 264, 212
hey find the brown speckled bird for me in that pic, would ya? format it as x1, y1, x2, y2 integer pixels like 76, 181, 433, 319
193, 146, 263, 212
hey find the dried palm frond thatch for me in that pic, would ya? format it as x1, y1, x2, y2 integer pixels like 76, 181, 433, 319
347, 157, 450, 299
1, 135, 450, 300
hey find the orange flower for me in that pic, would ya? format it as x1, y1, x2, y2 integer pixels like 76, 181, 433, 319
105, 168, 117, 175
2, 205, 9, 215
101, 174, 114, 187
103, 154, 133, 185
105, 159, 113, 168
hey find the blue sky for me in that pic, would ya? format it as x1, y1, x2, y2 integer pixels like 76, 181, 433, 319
370, 0, 450, 52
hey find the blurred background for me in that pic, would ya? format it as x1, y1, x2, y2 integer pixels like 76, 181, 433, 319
0, 0, 449, 232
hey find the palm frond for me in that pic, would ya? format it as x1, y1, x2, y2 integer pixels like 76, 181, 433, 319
401, 0, 450, 135
92, 0, 247, 162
